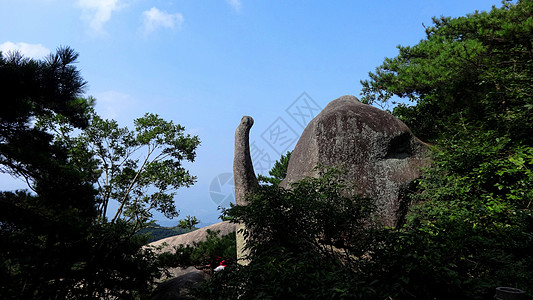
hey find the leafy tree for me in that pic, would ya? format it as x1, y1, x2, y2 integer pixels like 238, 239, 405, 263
361, 0, 533, 143
61, 220, 162, 299
258, 151, 291, 186
198, 168, 379, 299
178, 215, 200, 230
38, 109, 200, 230
0, 47, 99, 298
359, 1, 533, 298
0, 48, 200, 299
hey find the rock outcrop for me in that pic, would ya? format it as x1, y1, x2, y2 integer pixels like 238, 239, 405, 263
233, 116, 258, 205
233, 116, 259, 263
149, 221, 237, 253
282, 95, 430, 227
148, 222, 237, 300
149, 267, 207, 300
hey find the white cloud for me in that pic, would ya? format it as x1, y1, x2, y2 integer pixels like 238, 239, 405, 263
226, 0, 241, 12
0, 41, 50, 58
141, 7, 184, 35
77, 0, 125, 36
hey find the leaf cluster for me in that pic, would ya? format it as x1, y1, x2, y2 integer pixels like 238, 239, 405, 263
202, 167, 381, 299
361, 0, 533, 143
177, 215, 200, 230
359, 1, 533, 297
158, 229, 236, 271
38, 108, 201, 229
82, 112, 200, 227
0, 48, 197, 299
257, 151, 291, 186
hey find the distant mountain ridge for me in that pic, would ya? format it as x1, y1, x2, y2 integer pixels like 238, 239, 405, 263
139, 224, 197, 243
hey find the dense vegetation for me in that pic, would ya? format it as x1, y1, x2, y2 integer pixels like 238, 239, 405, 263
159, 229, 237, 271
1, 1, 532, 299
0, 47, 200, 299
199, 1, 533, 299
38, 105, 200, 231
197, 168, 380, 299
359, 0, 533, 297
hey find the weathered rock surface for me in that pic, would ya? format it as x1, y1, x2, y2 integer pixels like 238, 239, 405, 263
149, 221, 236, 254
148, 222, 237, 299
233, 116, 258, 206
282, 95, 430, 227
149, 267, 207, 300
233, 116, 258, 264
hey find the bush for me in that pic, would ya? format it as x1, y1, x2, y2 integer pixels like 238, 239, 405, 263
158, 229, 236, 271
196, 168, 383, 299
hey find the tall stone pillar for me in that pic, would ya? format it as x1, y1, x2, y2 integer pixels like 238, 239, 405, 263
233, 116, 258, 264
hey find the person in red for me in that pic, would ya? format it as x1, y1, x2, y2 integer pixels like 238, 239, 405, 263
214, 259, 226, 272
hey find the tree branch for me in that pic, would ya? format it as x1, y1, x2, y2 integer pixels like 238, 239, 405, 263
111, 145, 155, 223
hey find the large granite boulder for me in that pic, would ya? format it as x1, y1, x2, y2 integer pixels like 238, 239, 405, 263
282, 95, 430, 227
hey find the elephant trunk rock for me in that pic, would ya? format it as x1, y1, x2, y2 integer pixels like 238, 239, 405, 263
233, 116, 258, 205
233, 116, 258, 265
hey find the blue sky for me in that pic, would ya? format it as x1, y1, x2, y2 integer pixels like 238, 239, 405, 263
1, 0, 503, 226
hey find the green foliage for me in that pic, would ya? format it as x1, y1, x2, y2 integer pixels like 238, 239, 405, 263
200, 161, 532, 299
61, 221, 162, 299
359, 1, 533, 297
362, 131, 533, 299
158, 229, 236, 270
0, 47, 100, 298
38, 109, 201, 230
387, 129, 533, 298
0, 48, 197, 299
258, 151, 291, 186
200, 167, 380, 299
0, 47, 96, 219
361, 0, 533, 143
178, 215, 200, 230
237, 167, 375, 259
0, 46, 89, 133
197, 253, 381, 300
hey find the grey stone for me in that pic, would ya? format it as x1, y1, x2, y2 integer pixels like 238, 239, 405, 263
147, 223, 237, 300
233, 116, 258, 205
233, 116, 259, 264
149, 268, 207, 300
281, 95, 430, 227
149, 221, 237, 253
